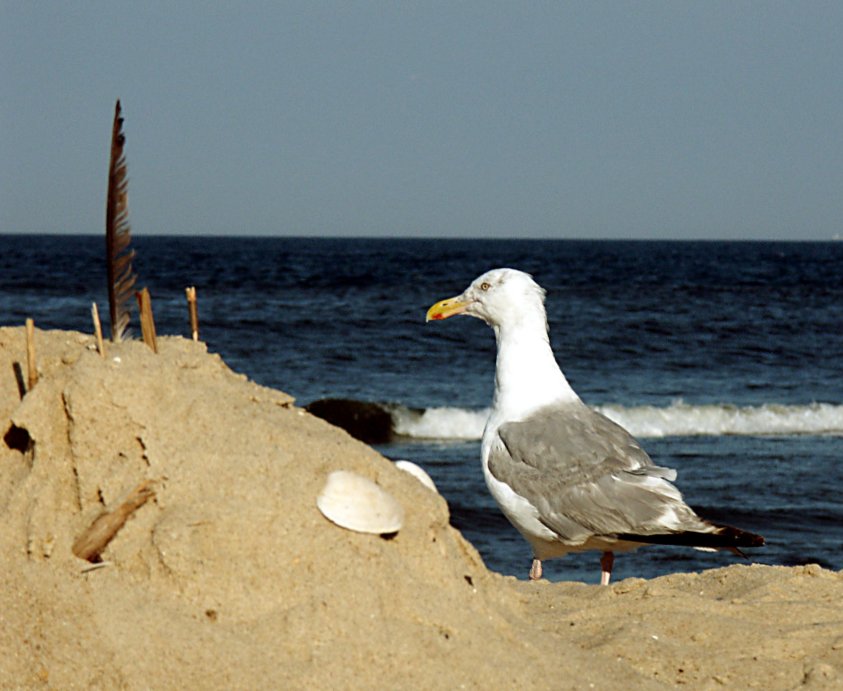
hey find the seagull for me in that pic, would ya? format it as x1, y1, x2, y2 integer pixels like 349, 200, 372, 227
426, 268, 763, 585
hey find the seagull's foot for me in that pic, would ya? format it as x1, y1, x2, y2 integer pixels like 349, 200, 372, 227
529, 558, 543, 580
600, 551, 614, 586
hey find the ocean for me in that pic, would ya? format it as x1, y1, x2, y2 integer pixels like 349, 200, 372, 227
1, 235, 841, 583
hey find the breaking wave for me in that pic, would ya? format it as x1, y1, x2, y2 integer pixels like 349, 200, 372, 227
390, 400, 843, 440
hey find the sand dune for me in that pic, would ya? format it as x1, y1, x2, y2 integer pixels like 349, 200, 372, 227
1, 327, 840, 689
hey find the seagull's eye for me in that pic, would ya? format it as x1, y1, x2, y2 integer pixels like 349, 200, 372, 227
480, 282, 491, 291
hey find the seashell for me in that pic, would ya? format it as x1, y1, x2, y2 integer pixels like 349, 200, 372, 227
394, 460, 438, 493
317, 470, 404, 534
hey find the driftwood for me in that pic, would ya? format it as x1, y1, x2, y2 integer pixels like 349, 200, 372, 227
185, 286, 199, 341
25, 318, 38, 391
72, 480, 155, 562
91, 302, 106, 357
135, 288, 158, 353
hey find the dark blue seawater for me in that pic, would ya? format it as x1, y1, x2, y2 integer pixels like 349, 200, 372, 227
1, 235, 842, 583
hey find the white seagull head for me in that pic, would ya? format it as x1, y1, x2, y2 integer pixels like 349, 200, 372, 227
426, 268, 547, 329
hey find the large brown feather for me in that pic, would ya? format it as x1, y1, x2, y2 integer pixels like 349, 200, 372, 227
105, 99, 137, 342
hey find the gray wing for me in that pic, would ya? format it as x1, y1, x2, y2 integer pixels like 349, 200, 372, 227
487, 402, 705, 542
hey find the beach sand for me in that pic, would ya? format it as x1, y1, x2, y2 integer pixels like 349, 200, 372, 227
1, 327, 840, 689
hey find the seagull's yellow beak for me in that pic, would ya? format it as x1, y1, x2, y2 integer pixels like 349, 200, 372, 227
426, 296, 471, 322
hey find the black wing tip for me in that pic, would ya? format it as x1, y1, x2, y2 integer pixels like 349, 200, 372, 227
618, 522, 765, 550
709, 522, 765, 547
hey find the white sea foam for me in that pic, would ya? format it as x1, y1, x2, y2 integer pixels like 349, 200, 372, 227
390, 401, 843, 440
596, 400, 843, 438
391, 405, 490, 440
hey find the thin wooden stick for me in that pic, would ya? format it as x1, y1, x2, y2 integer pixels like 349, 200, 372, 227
25, 318, 38, 391
72, 480, 155, 562
135, 288, 158, 353
185, 286, 199, 341
91, 302, 106, 357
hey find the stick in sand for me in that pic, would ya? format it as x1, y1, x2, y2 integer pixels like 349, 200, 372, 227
185, 286, 199, 341
25, 318, 38, 391
72, 480, 155, 562
135, 288, 158, 353
91, 303, 106, 357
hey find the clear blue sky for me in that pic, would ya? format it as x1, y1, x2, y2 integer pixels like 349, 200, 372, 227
2, 2, 841, 239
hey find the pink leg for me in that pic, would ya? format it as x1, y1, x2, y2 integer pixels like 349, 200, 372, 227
529, 558, 543, 580
600, 551, 614, 586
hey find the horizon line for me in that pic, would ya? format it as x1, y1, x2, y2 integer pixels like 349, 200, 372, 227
0, 231, 839, 244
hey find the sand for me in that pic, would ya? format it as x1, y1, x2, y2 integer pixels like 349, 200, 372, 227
0, 326, 840, 689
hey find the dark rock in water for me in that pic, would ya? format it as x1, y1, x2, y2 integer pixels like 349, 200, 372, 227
305, 398, 394, 444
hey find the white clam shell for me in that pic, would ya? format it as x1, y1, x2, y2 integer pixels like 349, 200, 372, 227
394, 460, 438, 493
317, 470, 404, 534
